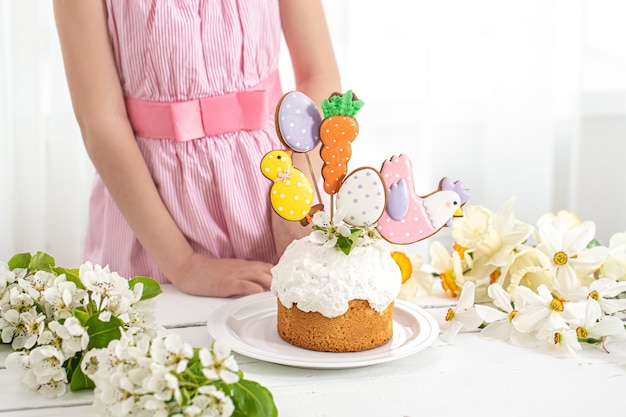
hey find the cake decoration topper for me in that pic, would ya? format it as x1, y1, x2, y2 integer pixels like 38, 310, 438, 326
261, 90, 470, 253
377, 154, 470, 244
275, 91, 322, 153
260, 150, 315, 221
335, 167, 386, 227
319, 90, 364, 196
274, 91, 325, 221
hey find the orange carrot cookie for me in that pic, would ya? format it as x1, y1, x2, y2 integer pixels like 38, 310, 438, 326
319, 91, 364, 195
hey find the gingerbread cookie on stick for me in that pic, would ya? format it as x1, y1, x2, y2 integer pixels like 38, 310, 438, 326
260, 150, 315, 222
319, 91, 364, 195
274, 91, 325, 224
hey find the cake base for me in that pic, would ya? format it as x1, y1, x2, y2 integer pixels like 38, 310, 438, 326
276, 299, 394, 352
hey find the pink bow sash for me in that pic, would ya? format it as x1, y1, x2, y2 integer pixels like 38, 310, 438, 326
125, 71, 282, 141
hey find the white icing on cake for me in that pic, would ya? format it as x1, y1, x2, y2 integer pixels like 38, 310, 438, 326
270, 237, 402, 318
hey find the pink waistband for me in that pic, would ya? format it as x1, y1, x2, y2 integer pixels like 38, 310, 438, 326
125, 71, 282, 141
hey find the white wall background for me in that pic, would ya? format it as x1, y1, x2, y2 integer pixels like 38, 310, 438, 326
2, 0, 626, 266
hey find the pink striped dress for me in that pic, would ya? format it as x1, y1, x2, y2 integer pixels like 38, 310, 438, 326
84, 0, 284, 283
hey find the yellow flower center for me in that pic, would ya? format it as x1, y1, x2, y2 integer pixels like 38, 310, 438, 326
445, 308, 455, 322
489, 269, 501, 285
588, 290, 599, 301
391, 251, 413, 284
440, 271, 458, 298
508, 310, 518, 322
576, 327, 588, 338
553, 332, 561, 345
553, 251, 568, 266
453, 242, 468, 260
550, 297, 565, 312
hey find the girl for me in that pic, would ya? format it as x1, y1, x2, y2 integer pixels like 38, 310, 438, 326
53, 0, 341, 297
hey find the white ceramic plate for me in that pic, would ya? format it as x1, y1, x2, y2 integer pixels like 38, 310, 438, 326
206, 292, 439, 369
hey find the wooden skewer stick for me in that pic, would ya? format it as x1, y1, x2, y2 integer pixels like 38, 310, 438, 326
304, 152, 323, 207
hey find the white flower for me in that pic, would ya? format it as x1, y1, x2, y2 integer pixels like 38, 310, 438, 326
192, 385, 235, 417
127, 299, 161, 337
310, 209, 351, 247
29, 345, 67, 383
81, 346, 117, 380
9, 345, 69, 398
567, 298, 624, 342
499, 246, 555, 297
200, 340, 240, 384
0, 307, 45, 349
6, 286, 35, 313
42, 276, 85, 320
142, 364, 179, 402
536, 210, 582, 230
600, 232, 626, 281
568, 278, 626, 314
79, 262, 136, 299
452, 200, 533, 268
511, 285, 577, 335
440, 282, 484, 342
18, 270, 57, 299
543, 328, 582, 357
535, 220, 608, 297
0, 262, 18, 297
48, 317, 89, 357
429, 241, 465, 298
23, 371, 67, 398
150, 334, 194, 373
478, 284, 537, 347
396, 252, 435, 301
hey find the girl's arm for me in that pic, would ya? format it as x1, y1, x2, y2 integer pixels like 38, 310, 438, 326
273, 0, 342, 253
53, 0, 272, 296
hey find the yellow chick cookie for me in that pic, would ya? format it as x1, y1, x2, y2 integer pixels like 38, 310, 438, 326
261, 150, 314, 222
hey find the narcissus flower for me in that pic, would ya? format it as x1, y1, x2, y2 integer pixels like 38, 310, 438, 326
535, 221, 608, 297
440, 282, 483, 342
478, 283, 537, 347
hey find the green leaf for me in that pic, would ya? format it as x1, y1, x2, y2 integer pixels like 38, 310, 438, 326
86, 314, 124, 349
128, 276, 163, 301
69, 359, 95, 392
578, 337, 603, 344
52, 266, 84, 289
230, 379, 278, 417
587, 237, 603, 248
8, 252, 31, 270
28, 251, 56, 272
335, 228, 363, 255
335, 235, 354, 255
73, 308, 90, 327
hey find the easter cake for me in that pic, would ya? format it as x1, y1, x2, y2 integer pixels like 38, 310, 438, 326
261, 90, 469, 352
270, 235, 401, 352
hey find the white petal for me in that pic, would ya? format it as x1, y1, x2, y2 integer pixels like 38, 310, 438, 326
440, 321, 463, 343
512, 306, 548, 333
597, 297, 626, 314
455, 308, 484, 330
562, 221, 595, 254
480, 320, 511, 341
509, 329, 540, 347
475, 304, 507, 324
487, 283, 513, 313
456, 282, 476, 310
588, 316, 625, 338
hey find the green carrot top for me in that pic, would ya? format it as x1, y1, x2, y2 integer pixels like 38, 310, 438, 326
321, 90, 365, 118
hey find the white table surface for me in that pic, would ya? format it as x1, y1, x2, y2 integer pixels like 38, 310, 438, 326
1, 284, 625, 417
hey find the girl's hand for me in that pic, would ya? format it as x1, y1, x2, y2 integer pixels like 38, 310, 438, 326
169, 253, 273, 297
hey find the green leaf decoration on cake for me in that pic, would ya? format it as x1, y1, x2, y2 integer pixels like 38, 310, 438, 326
336, 228, 364, 255
321, 90, 364, 118
309, 212, 381, 255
